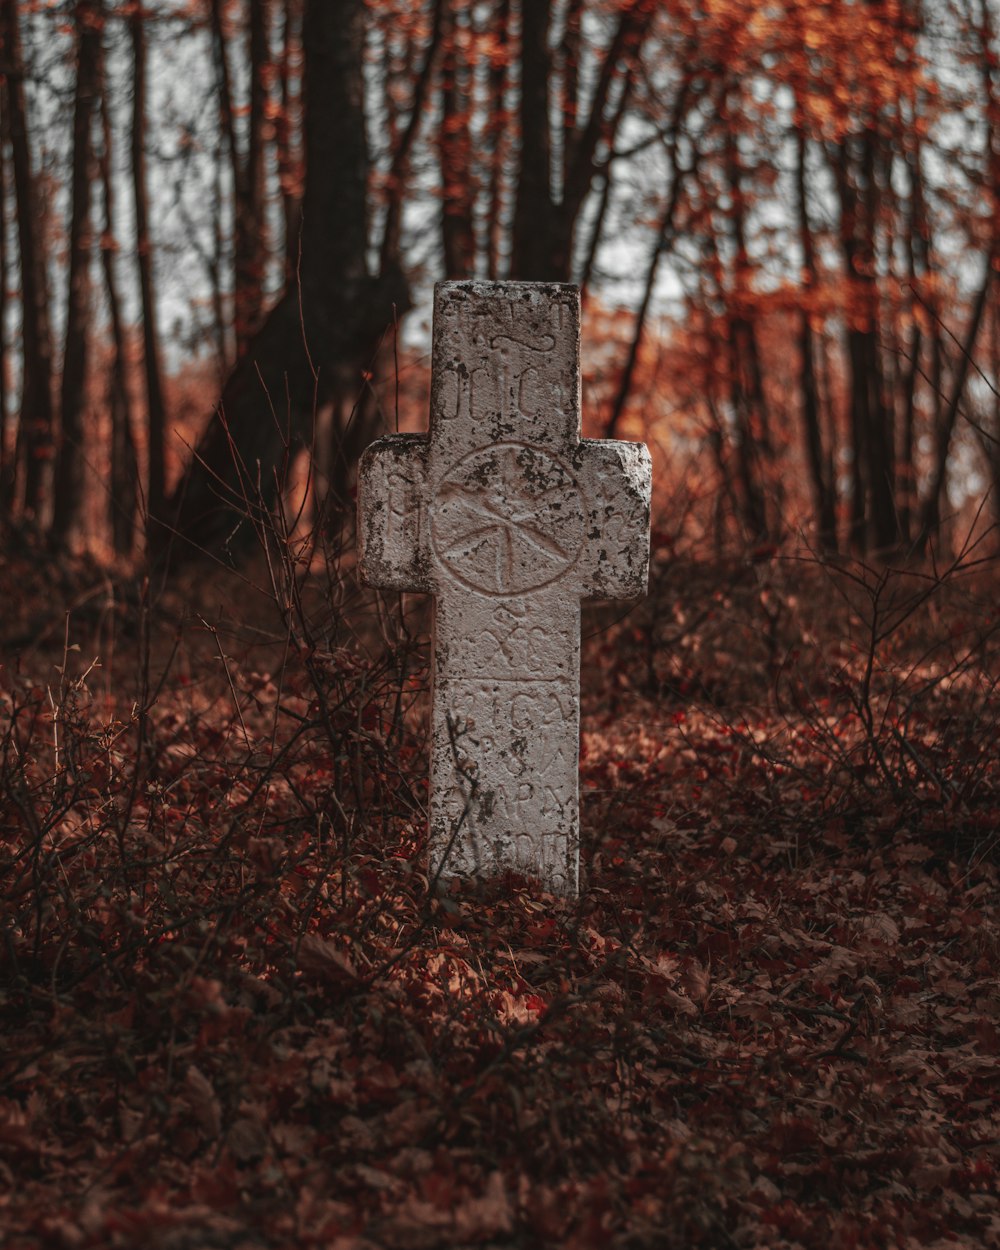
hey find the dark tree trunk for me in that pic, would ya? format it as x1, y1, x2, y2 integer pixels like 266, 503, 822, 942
723, 90, 771, 540
794, 123, 836, 550
53, 0, 102, 546
378, 0, 445, 273
130, 10, 169, 528
510, 0, 555, 279
164, 0, 410, 565
276, 0, 303, 281
484, 0, 510, 280
510, 0, 650, 283
209, 0, 269, 355
439, 0, 475, 278
96, 41, 138, 556
835, 130, 898, 553
1, 0, 57, 523
0, 88, 11, 517
916, 263, 994, 551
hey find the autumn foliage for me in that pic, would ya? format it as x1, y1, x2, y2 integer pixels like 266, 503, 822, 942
1, 531, 998, 1248
0, 0, 999, 558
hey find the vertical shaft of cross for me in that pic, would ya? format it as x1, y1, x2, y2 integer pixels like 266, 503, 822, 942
432, 590, 582, 893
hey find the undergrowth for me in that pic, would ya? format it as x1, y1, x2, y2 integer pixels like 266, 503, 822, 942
1, 521, 998, 1249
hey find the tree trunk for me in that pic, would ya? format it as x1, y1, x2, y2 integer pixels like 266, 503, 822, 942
509, 0, 554, 279
723, 89, 771, 540
377, 0, 444, 272
276, 0, 303, 282
1, 0, 57, 524
833, 133, 896, 552
0, 87, 11, 518
439, 0, 475, 278
916, 263, 994, 551
130, 9, 169, 528
164, 0, 410, 565
794, 123, 836, 549
484, 0, 510, 280
209, 0, 269, 355
95, 40, 138, 556
53, 0, 102, 547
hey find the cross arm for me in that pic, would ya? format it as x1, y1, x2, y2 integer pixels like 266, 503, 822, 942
574, 439, 652, 600
357, 434, 431, 593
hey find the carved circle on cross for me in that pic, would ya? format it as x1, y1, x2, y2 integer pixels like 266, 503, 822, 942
430, 441, 585, 596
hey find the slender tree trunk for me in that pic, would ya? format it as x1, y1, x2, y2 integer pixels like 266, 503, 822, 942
579, 72, 633, 301
559, 0, 584, 171
579, 171, 611, 302
276, 0, 302, 280
439, 0, 475, 277
130, 9, 169, 527
53, 0, 102, 547
484, 0, 510, 279
244, 0, 268, 326
836, 127, 897, 553
209, 0, 269, 354
513, 0, 651, 285
916, 263, 994, 550
794, 123, 836, 549
860, 130, 897, 552
556, 0, 651, 278
510, 0, 554, 278
1, 0, 57, 524
918, 0, 999, 552
0, 91, 11, 518
897, 103, 930, 548
96, 44, 138, 556
377, 0, 445, 271
208, 150, 231, 370
723, 90, 770, 540
604, 100, 691, 438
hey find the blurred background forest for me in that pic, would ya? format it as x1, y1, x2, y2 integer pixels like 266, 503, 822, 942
0, 0, 998, 564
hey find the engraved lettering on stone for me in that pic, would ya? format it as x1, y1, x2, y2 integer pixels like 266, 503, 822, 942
437, 367, 460, 420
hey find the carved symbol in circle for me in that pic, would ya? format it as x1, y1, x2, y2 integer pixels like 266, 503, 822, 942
431, 442, 585, 596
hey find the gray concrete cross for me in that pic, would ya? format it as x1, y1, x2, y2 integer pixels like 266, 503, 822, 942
358, 281, 651, 894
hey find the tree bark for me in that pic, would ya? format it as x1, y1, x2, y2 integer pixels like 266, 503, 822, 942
276, 0, 303, 281
723, 88, 771, 540
439, 0, 476, 277
1, 0, 57, 523
129, 9, 169, 528
0, 85, 11, 517
484, 0, 510, 280
378, 0, 445, 273
209, 0, 269, 355
53, 0, 102, 546
509, 0, 554, 278
794, 122, 836, 550
510, 0, 652, 282
96, 38, 138, 556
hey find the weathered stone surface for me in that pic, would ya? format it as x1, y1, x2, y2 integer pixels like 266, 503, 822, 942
358, 281, 651, 895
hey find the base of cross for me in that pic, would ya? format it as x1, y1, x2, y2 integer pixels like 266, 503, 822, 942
359, 281, 651, 895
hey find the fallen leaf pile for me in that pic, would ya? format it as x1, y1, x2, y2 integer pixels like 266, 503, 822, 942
1, 550, 997, 1248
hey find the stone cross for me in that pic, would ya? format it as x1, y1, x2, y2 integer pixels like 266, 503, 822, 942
358, 281, 651, 895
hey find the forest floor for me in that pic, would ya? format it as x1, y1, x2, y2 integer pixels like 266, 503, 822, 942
1, 536, 998, 1250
